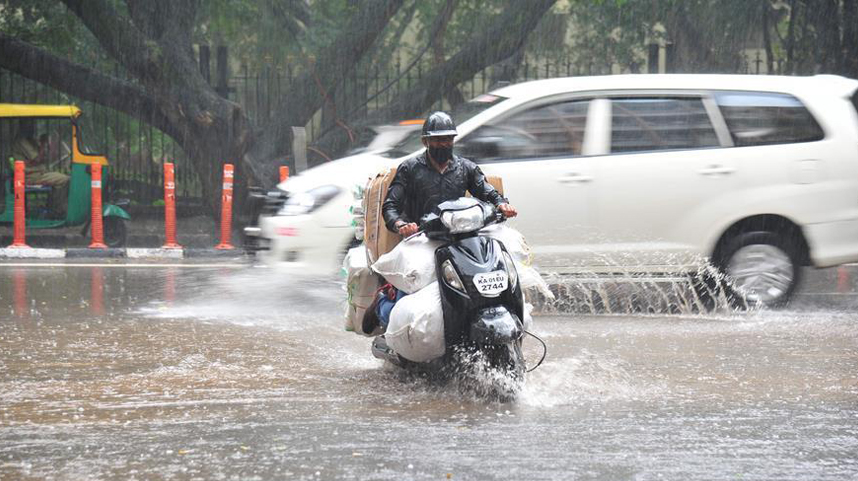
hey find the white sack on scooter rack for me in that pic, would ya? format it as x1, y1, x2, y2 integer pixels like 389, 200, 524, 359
480, 224, 532, 265
516, 262, 554, 301
386, 282, 445, 363
370, 233, 442, 294
480, 224, 554, 301
342, 245, 381, 334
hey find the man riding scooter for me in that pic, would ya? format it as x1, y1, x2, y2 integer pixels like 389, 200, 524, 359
362, 111, 517, 334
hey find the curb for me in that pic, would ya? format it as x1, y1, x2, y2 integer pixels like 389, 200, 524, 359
184, 248, 247, 258
0, 247, 249, 260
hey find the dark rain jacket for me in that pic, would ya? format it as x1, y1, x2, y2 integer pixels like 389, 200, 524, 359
382, 152, 508, 233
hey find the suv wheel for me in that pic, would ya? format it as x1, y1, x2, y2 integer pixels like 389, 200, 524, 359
716, 232, 801, 307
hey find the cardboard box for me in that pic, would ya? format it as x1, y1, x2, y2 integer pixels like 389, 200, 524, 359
363, 169, 505, 264
483, 175, 504, 197
364, 168, 401, 265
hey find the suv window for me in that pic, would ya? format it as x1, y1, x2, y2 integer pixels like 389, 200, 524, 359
459, 99, 590, 162
715, 92, 824, 146
610, 97, 719, 153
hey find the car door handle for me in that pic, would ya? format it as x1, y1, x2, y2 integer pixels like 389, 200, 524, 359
697, 165, 735, 176
559, 173, 593, 184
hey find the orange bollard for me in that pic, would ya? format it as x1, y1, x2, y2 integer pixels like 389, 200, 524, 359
89, 163, 107, 249
215, 163, 235, 250
162, 162, 181, 249
9, 160, 30, 248
280, 166, 290, 183
91, 266, 104, 316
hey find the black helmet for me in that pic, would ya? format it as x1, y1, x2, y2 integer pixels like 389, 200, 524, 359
421, 111, 457, 138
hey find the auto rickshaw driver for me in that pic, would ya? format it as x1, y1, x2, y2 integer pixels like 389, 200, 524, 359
11, 119, 71, 217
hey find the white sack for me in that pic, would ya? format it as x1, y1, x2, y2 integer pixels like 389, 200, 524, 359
386, 282, 445, 363
480, 224, 533, 265
516, 262, 555, 301
343, 244, 368, 276
480, 224, 552, 300
370, 233, 441, 294
521, 287, 535, 332
342, 245, 380, 334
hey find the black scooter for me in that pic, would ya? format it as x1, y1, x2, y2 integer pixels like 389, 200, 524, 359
372, 197, 526, 397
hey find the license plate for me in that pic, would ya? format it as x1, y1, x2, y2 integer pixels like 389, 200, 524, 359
473, 270, 509, 297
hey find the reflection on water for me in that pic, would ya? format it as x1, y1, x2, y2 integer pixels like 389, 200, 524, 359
1, 263, 857, 480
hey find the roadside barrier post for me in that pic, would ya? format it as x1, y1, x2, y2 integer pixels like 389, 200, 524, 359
162, 162, 181, 249
215, 163, 235, 250
280, 166, 290, 183
88, 163, 107, 249
9, 160, 29, 248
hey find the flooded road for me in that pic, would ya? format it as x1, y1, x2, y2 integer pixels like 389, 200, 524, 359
1, 262, 857, 480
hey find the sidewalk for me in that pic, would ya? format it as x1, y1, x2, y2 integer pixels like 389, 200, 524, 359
0, 215, 248, 259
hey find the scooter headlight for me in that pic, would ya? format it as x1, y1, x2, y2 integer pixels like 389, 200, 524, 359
440, 205, 484, 234
442, 259, 466, 293
503, 251, 518, 291
278, 185, 341, 216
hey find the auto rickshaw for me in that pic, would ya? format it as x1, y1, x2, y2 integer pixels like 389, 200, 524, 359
0, 104, 130, 246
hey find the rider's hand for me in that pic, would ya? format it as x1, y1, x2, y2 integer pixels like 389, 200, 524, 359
498, 203, 518, 218
397, 222, 419, 237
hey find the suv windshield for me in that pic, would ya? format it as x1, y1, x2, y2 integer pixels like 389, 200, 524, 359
383, 94, 508, 158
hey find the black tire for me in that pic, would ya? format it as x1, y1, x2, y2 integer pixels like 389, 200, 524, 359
714, 231, 802, 308
103, 217, 128, 248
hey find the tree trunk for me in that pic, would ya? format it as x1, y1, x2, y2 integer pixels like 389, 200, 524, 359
431, 0, 466, 109
786, 0, 798, 74
762, 0, 775, 74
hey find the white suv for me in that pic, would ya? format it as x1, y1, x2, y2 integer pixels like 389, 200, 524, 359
250, 74, 858, 306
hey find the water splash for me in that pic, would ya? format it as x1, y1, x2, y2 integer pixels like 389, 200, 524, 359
532, 260, 757, 316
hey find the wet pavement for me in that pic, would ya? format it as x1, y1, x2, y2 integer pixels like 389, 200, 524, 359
1, 262, 857, 480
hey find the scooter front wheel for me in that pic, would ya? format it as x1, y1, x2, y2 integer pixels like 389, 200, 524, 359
488, 340, 525, 382
458, 341, 524, 402
103, 217, 128, 247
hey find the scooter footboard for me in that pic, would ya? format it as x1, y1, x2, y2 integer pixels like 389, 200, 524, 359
470, 306, 522, 345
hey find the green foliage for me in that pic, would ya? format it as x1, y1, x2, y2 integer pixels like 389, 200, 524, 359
0, 0, 100, 63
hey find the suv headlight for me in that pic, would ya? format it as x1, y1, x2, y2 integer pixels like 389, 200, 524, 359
278, 185, 341, 216
440, 205, 484, 234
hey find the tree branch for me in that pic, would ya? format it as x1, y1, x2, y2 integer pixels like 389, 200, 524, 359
248, 0, 404, 177
274, 0, 405, 128
310, 0, 558, 160
60, 0, 163, 84
381, 0, 557, 118
0, 33, 178, 137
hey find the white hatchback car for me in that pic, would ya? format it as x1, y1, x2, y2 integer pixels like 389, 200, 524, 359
249, 74, 858, 306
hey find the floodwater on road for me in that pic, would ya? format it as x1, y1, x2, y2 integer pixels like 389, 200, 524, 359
1, 262, 857, 480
